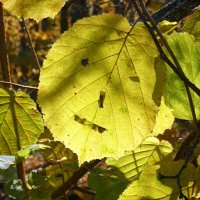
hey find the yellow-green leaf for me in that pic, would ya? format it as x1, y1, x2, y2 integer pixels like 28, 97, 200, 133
2, 0, 67, 22
152, 97, 174, 135
164, 32, 200, 120
107, 137, 172, 180
0, 89, 43, 155
38, 14, 166, 164
119, 165, 178, 200
182, 9, 200, 42
119, 163, 195, 200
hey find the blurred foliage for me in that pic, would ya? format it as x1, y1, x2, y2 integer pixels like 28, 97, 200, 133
3, 0, 170, 96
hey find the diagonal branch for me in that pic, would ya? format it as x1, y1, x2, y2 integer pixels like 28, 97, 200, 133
131, 0, 200, 98
152, 0, 200, 23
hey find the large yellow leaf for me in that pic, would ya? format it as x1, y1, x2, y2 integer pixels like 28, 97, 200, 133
38, 15, 166, 164
2, 0, 67, 22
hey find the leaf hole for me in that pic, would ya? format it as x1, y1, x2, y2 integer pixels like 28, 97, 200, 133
81, 58, 89, 67
129, 76, 140, 82
98, 91, 106, 108
74, 115, 106, 134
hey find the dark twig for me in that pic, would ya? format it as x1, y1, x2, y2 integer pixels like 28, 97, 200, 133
0, 2, 11, 87
131, 0, 200, 98
21, 17, 41, 69
152, 0, 200, 23
145, 0, 151, 8
137, 0, 200, 150
51, 159, 100, 200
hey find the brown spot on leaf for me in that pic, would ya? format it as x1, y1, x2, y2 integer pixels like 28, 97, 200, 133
81, 58, 89, 66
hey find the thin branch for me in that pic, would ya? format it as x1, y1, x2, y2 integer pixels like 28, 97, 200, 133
0, 80, 38, 90
21, 17, 41, 69
51, 159, 100, 200
0, 2, 11, 87
131, 0, 200, 98
152, 0, 200, 23
137, 0, 199, 133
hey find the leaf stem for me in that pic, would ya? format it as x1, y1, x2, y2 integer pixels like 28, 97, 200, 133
21, 17, 41, 69
0, 2, 11, 87
0, 80, 38, 90
10, 92, 31, 190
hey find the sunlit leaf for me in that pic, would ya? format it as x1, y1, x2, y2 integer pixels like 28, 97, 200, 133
2, 0, 67, 22
0, 89, 44, 155
38, 14, 167, 164
152, 97, 174, 135
107, 137, 172, 180
164, 32, 200, 120
158, 20, 177, 35
17, 144, 49, 158
119, 163, 196, 200
183, 9, 200, 42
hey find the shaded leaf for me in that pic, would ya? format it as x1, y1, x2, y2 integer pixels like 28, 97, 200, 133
164, 32, 200, 120
0, 89, 44, 155
107, 137, 172, 180
0, 156, 15, 170
4, 179, 25, 200
38, 139, 78, 188
0, 166, 16, 183
88, 168, 129, 200
2, 0, 67, 22
38, 14, 167, 164
183, 9, 200, 42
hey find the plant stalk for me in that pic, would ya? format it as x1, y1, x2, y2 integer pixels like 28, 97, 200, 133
0, 2, 11, 87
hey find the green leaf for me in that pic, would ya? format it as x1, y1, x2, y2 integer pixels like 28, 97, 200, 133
88, 168, 129, 200
152, 97, 174, 136
38, 140, 78, 188
0, 156, 15, 170
158, 20, 177, 35
0, 89, 44, 155
119, 165, 179, 200
119, 160, 197, 200
0, 166, 16, 183
4, 179, 26, 200
164, 32, 200, 120
182, 9, 200, 42
107, 137, 172, 180
2, 0, 67, 22
17, 144, 49, 158
38, 14, 166, 164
